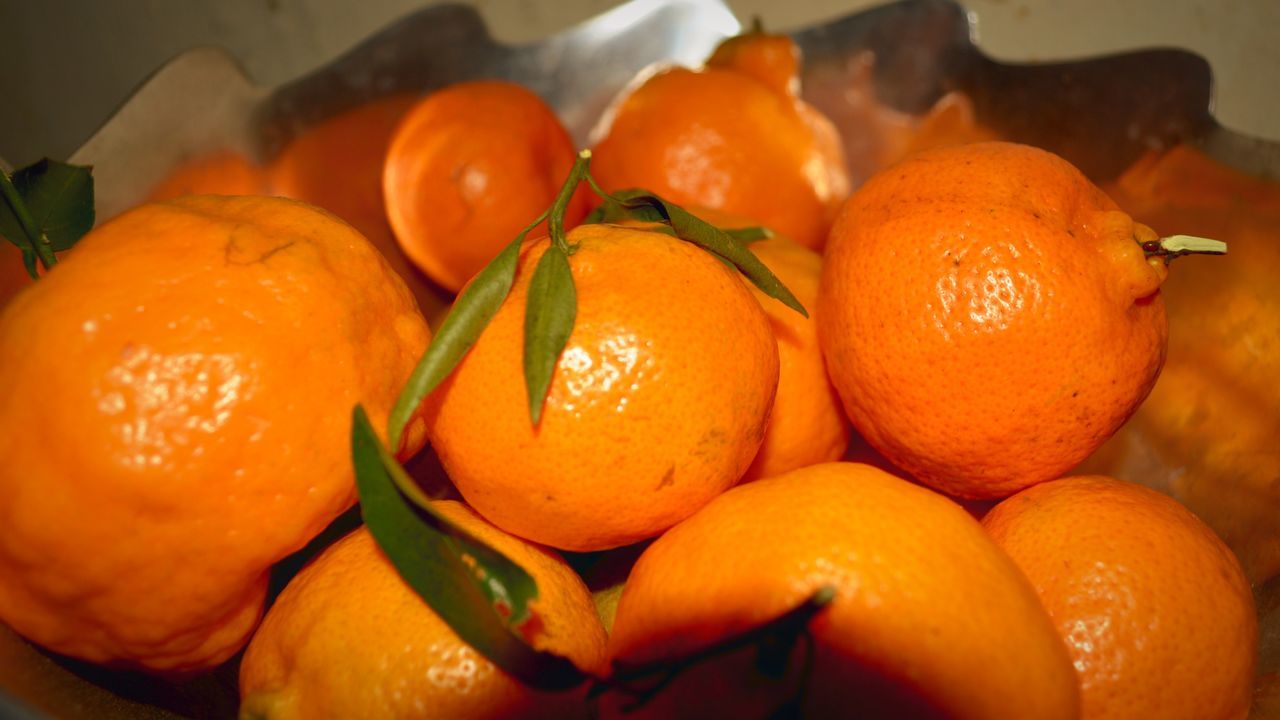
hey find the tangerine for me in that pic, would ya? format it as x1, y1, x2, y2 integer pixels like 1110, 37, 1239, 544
602, 461, 1080, 719
0, 195, 430, 673
423, 222, 778, 552
383, 80, 588, 294
818, 141, 1168, 498
982, 475, 1256, 720
240, 501, 608, 719
590, 32, 849, 251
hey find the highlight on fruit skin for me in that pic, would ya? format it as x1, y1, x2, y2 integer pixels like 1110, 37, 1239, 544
601, 461, 1081, 719
983, 475, 1257, 720
0, 194, 431, 674
239, 502, 608, 720
818, 140, 1170, 500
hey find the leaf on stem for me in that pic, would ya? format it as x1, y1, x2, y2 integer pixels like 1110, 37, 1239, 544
0, 159, 95, 252
352, 405, 589, 691
586, 187, 805, 317
387, 220, 536, 450
590, 585, 835, 711
523, 245, 577, 425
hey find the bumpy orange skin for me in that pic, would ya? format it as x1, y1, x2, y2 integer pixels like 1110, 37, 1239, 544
383, 80, 588, 294
0, 196, 430, 673
425, 223, 779, 552
267, 94, 446, 319
603, 462, 1080, 719
239, 501, 608, 720
590, 35, 849, 252
819, 141, 1168, 499
738, 234, 849, 481
983, 476, 1256, 720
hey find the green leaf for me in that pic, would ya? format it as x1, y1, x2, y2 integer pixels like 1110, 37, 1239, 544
722, 226, 772, 243
387, 226, 531, 451
523, 245, 577, 425
0, 159, 94, 252
582, 193, 667, 226
351, 405, 589, 691
590, 584, 835, 711
18, 249, 37, 279
592, 188, 807, 318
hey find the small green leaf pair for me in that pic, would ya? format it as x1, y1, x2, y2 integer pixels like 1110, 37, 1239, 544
350, 407, 587, 689
583, 181, 805, 317
388, 148, 804, 449
0, 159, 94, 278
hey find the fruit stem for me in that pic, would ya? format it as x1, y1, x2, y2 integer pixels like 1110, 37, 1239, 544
0, 169, 56, 274
549, 150, 592, 254
590, 585, 836, 712
1143, 235, 1228, 263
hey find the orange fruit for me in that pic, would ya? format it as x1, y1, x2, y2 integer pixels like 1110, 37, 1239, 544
266, 94, 446, 320
818, 141, 1169, 499
0, 195, 430, 673
424, 222, 779, 552
741, 233, 849, 482
0, 242, 36, 309
683, 208, 847, 482
590, 32, 850, 251
383, 80, 588, 294
239, 501, 608, 719
144, 150, 270, 201
602, 461, 1080, 719
982, 475, 1257, 720
1083, 145, 1280, 584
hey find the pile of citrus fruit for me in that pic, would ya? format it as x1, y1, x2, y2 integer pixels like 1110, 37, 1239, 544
0, 27, 1265, 720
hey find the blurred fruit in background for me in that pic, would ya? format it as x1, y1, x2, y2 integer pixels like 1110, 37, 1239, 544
383, 80, 587, 296
1081, 145, 1280, 587
267, 93, 448, 319
591, 31, 850, 251
144, 150, 269, 202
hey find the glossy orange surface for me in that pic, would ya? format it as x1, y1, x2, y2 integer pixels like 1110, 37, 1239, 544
384, 81, 587, 294
0, 195, 430, 673
240, 502, 607, 719
984, 476, 1256, 720
603, 462, 1080, 719
266, 94, 447, 318
735, 232, 849, 482
590, 33, 849, 251
144, 150, 269, 202
1083, 145, 1280, 585
818, 142, 1168, 499
424, 222, 778, 552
